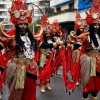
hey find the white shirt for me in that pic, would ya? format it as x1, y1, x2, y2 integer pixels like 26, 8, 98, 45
20, 36, 35, 59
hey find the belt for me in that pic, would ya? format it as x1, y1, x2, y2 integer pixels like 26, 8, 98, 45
86, 49, 100, 53
96, 72, 100, 77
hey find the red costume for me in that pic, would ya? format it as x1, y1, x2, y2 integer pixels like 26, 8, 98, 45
34, 14, 64, 92
63, 11, 87, 91
0, 0, 38, 100
67, 0, 100, 99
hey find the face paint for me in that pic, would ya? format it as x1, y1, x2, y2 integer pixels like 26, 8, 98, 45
94, 23, 99, 32
46, 32, 50, 39
18, 23, 28, 35
79, 28, 84, 33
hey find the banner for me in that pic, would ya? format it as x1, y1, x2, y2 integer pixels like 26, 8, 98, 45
78, 0, 94, 10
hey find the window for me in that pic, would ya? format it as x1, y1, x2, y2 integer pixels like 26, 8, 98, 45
56, 7, 61, 12
69, 3, 74, 11
0, 0, 4, 1
7, 4, 11, 9
0, 5, 5, 8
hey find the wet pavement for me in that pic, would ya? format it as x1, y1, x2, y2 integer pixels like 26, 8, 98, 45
36, 68, 100, 100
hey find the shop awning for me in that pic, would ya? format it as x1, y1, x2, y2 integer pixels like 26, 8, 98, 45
52, 0, 72, 7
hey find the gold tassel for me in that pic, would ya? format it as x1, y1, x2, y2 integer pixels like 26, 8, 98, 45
39, 54, 46, 68
15, 65, 25, 89
90, 57, 96, 77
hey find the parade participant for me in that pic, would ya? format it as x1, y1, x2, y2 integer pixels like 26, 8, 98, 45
51, 19, 63, 75
68, 11, 85, 43
67, 11, 85, 85
39, 31, 52, 93
67, 11, 85, 65
0, 0, 38, 100
51, 19, 62, 45
37, 14, 64, 93
66, 0, 100, 99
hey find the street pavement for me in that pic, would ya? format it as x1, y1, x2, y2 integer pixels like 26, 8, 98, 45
36, 68, 100, 100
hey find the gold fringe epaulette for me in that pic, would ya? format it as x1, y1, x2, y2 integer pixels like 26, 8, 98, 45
77, 32, 90, 38
70, 31, 90, 39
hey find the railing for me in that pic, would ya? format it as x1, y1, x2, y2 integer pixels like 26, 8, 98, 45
0, 0, 4, 1
47, 8, 77, 17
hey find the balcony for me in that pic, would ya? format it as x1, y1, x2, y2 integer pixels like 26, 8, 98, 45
0, 9, 8, 11
0, 2, 11, 5
50, 0, 72, 7
48, 9, 77, 23
48, 8, 77, 17
0, 15, 9, 18
34, 14, 42, 17
0, 0, 4, 1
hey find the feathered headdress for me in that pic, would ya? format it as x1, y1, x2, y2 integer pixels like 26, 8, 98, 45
41, 14, 51, 33
74, 11, 85, 30
9, 0, 34, 25
86, 0, 100, 25
51, 19, 62, 36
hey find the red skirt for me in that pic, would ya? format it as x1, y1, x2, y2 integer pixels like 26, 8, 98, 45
82, 76, 100, 93
21, 77, 36, 100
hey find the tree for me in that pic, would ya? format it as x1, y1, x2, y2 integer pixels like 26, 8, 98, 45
29, 19, 41, 33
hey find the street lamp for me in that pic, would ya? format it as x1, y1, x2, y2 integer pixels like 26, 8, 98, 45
32, 1, 43, 33
33, 0, 34, 33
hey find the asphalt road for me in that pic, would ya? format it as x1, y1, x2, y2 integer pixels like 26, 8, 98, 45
36, 69, 100, 100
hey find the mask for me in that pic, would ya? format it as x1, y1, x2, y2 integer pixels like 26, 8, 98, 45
18, 24, 28, 35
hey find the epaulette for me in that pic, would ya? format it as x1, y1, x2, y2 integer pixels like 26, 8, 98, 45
77, 31, 90, 38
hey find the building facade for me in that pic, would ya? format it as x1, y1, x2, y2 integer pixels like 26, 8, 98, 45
33, 0, 52, 20
0, 0, 11, 22
48, 0, 93, 35
0, 0, 34, 31
0, 0, 93, 33
0, 0, 33, 21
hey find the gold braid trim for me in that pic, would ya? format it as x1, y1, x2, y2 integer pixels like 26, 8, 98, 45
78, 32, 90, 38
76, 42, 82, 45
70, 31, 90, 39
38, 41, 43, 48
0, 42, 4, 48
